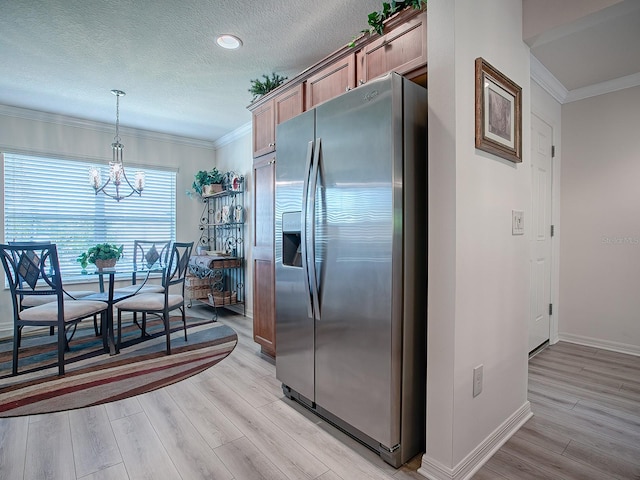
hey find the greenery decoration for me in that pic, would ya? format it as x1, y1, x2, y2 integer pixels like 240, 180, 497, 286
248, 73, 288, 102
77, 243, 124, 269
348, 0, 427, 47
191, 167, 223, 196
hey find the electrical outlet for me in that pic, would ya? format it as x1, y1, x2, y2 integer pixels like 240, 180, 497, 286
473, 365, 483, 397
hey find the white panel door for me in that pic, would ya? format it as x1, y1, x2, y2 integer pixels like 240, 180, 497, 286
529, 114, 553, 352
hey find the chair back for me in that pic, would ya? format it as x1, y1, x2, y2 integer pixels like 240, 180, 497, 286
132, 240, 171, 269
7, 241, 53, 308
0, 243, 64, 317
163, 242, 194, 295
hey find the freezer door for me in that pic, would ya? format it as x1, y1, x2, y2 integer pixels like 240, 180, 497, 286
275, 109, 316, 402
313, 73, 404, 448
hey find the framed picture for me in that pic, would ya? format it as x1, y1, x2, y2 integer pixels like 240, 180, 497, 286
475, 57, 522, 163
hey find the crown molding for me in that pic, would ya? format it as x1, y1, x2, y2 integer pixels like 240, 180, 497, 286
531, 54, 640, 105
0, 104, 216, 149
213, 121, 252, 150
564, 71, 640, 103
530, 54, 568, 104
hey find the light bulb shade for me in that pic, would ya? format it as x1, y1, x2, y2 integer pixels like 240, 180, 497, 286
89, 167, 101, 189
109, 161, 123, 184
135, 171, 145, 191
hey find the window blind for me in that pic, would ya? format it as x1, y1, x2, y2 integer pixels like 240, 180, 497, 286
3, 153, 176, 281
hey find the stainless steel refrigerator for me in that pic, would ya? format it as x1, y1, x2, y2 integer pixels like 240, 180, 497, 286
275, 72, 426, 467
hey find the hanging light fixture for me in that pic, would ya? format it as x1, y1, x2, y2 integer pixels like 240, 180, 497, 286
89, 89, 145, 201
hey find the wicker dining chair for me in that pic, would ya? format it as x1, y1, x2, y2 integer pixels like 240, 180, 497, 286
0, 242, 109, 375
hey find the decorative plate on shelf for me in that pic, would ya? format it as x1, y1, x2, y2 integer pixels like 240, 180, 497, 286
221, 205, 230, 223
233, 205, 243, 223
228, 172, 241, 191
214, 210, 222, 224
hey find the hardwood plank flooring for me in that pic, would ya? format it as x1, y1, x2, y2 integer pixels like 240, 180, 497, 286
475, 342, 640, 480
1, 307, 639, 480
24, 412, 75, 480
68, 406, 122, 478
0, 415, 28, 480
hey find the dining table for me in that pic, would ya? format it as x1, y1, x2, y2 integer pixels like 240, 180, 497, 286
82, 265, 165, 355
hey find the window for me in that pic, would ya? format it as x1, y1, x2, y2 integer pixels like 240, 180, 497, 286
3, 152, 176, 282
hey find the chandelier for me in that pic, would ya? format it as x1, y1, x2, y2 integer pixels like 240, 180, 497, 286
89, 89, 144, 201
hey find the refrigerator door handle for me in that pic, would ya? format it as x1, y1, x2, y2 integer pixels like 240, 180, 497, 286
301, 140, 314, 319
308, 137, 321, 320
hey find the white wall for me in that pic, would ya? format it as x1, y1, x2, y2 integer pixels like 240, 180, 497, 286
421, 1, 532, 478
559, 85, 640, 354
213, 127, 254, 318
0, 106, 216, 336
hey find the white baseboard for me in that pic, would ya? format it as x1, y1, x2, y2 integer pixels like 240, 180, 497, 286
558, 333, 640, 357
0, 326, 12, 341
417, 402, 533, 480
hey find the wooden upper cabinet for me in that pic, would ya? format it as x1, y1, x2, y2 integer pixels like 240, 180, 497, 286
357, 11, 427, 85
252, 99, 275, 157
275, 84, 304, 126
251, 84, 304, 158
305, 52, 356, 110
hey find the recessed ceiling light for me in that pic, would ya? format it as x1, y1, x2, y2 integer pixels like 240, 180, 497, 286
216, 34, 242, 50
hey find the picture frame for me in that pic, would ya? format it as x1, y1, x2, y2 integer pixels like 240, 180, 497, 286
475, 57, 522, 163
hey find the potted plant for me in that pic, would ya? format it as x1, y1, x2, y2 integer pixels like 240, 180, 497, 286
77, 243, 124, 270
192, 167, 223, 196
348, 0, 427, 47
248, 72, 288, 102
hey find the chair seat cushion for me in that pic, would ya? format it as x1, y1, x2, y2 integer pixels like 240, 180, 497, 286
19, 299, 108, 323
115, 293, 184, 311
21, 290, 96, 308
113, 284, 165, 295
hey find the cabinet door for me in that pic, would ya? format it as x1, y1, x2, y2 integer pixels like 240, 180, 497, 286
252, 153, 276, 357
275, 84, 304, 126
357, 12, 426, 85
305, 52, 356, 110
252, 99, 275, 158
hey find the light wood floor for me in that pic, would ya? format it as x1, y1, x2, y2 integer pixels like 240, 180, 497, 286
474, 341, 640, 480
1, 309, 639, 480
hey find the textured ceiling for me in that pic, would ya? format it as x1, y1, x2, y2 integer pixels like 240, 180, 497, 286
0, 0, 382, 142
1, 1, 638, 143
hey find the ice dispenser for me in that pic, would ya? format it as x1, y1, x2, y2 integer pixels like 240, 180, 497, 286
282, 211, 302, 267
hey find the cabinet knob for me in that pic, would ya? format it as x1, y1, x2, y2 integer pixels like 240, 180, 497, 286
359, 79, 365, 85
345, 86, 351, 92
268, 142, 275, 147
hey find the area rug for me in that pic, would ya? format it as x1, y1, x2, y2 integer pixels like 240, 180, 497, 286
0, 316, 237, 417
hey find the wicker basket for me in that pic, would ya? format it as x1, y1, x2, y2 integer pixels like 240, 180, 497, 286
208, 291, 237, 306
94, 258, 117, 269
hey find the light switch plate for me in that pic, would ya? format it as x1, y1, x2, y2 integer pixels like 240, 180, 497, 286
512, 210, 524, 235
473, 365, 483, 397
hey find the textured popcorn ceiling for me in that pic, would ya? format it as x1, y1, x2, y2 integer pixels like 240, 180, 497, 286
2, 1, 638, 142
0, 0, 382, 142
